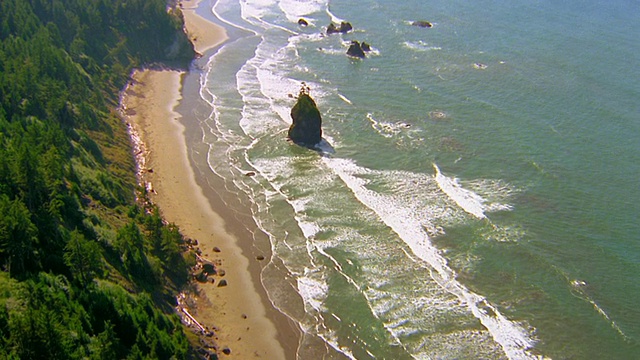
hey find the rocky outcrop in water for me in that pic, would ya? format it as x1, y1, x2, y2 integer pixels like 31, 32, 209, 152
411, 20, 433, 28
288, 84, 322, 146
327, 21, 353, 34
347, 41, 367, 58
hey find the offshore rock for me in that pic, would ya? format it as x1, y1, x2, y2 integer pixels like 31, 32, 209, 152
288, 86, 322, 146
347, 41, 366, 58
411, 20, 433, 28
327, 21, 353, 34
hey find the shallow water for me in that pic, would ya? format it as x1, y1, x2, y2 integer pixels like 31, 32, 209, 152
186, 0, 640, 358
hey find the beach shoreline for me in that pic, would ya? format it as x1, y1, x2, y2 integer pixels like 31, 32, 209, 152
120, 1, 300, 358
180, 0, 227, 55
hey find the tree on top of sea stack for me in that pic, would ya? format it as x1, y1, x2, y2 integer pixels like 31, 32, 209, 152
288, 83, 322, 147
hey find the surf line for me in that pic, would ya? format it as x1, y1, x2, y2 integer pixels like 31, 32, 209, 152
325, 158, 538, 359
433, 163, 486, 219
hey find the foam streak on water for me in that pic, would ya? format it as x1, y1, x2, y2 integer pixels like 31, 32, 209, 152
325, 158, 537, 359
434, 164, 487, 219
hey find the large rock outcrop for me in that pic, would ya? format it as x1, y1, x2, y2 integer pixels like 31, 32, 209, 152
347, 41, 366, 58
288, 86, 322, 146
327, 21, 353, 34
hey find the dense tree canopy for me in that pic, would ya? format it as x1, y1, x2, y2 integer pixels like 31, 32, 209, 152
0, 0, 197, 358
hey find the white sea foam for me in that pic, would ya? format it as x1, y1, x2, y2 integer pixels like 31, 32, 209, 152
239, 0, 276, 22
338, 93, 352, 104
325, 4, 344, 24
434, 163, 487, 219
403, 40, 442, 52
324, 158, 538, 359
366, 113, 414, 138
297, 271, 328, 311
278, 0, 325, 24
212, 0, 258, 34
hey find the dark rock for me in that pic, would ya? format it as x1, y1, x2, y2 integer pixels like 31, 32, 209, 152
218, 279, 228, 287
203, 263, 216, 275
327, 21, 353, 34
200, 336, 216, 348
361, 42, 371, 52
222, 347, 231, 355
213, 247, 221, 252
411, 20, 433, 28
197, 347, 218, 359
298, 18, 308, 27
347, 41, 366, 58
256, 255, 265, 261
244, 171, 256, 177
288, 86, 322, 146
218, 269, 226, 277
340, 21, 353, 33
195, 271, 208, 283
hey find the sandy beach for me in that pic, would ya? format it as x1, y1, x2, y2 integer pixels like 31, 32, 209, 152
121, 2, 296, 358
180, 0, 227, 55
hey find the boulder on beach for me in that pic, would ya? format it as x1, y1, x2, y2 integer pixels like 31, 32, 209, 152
347, 41, 366, 58
288, 84, 322, 146
411, 20, 433, 28
195, 271, 208, 283
361, 42, 371, 52
298, 18, 308, 27
327, 21, 353, 34
202, 263, 216, 275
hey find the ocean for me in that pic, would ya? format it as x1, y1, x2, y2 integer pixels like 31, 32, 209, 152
182, 0, 640, 358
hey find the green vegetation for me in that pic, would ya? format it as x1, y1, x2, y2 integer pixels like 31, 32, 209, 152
0, 0, 198, 358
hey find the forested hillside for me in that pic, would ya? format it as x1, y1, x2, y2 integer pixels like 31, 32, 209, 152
0, 0, 199, 358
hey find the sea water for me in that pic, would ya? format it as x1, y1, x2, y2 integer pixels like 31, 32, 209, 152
187, 0, 640, 358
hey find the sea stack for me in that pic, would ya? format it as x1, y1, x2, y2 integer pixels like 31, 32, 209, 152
327, 21, 353, 34
288, 83, 322, 147
347, 41, 366, 58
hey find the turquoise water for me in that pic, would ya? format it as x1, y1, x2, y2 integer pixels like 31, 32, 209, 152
189, 0, 639, 358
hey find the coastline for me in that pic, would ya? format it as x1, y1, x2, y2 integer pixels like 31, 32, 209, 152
180, 0, 227, 55
121, 1, 298, 358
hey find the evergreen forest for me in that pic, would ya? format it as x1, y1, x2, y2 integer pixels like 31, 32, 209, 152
0, 0, 201, 358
